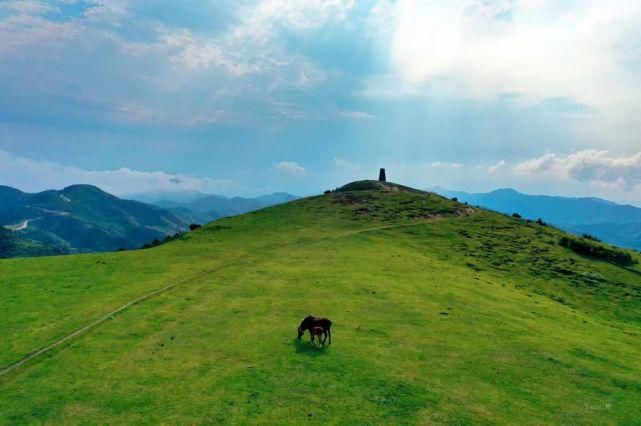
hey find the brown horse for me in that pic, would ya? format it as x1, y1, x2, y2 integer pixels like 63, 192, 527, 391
297, 315, 332, 346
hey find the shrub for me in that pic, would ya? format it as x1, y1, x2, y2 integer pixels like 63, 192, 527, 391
512, 213, 522, 219
536, 218, 547, 226
559, 236, 636, 267
324, 190, 332, 195
189, 223, 202, 231
141, 232, 184, 249
451, 197, 458, 202
582, 233, 601, 242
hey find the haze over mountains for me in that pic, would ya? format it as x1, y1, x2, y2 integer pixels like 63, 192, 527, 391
434, 188, 641, 250
144, 192, 299, 224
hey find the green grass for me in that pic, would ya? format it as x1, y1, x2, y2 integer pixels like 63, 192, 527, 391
1, 188, 640, 424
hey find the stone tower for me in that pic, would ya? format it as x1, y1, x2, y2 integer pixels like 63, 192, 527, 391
378, 168, 386, 182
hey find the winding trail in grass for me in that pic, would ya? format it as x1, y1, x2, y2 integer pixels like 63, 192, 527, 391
0, 216, 464, 378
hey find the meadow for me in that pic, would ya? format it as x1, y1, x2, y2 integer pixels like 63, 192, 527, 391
1, 183, 640, 424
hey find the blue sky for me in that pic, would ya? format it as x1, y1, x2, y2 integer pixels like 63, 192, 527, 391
1, 0, 641, 203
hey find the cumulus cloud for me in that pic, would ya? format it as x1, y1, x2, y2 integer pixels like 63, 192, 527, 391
514, 150, 641, 188
273, 161, 306, 176
0, 149, 232, 196
377, 0, 641, 109
361, 0, 641, 147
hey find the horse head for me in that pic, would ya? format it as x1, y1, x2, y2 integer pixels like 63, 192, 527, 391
297, 315, 313, 339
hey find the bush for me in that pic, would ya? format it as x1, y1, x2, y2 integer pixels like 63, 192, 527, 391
536, 218, 547, 226
512, 213, 522, 219
559, 236, 636, 267
189, 223, 202, 231
324, 190, 332, 195
582, 233, 601, 242
141, 232, 184, 249
451, 197, 458, 202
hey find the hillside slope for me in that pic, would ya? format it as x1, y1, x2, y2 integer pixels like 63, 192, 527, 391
1, 181, 640, 424
0, 185, 188, 256
436, 187, 641, 250
0, 227, 68, 258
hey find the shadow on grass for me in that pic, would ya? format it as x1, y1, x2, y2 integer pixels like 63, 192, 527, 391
293, 339, 330, 357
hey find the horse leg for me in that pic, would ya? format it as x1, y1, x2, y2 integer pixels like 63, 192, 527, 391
327, 329, 331, 345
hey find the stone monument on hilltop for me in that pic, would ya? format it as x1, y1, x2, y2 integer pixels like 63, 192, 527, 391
378, 168, 386, 182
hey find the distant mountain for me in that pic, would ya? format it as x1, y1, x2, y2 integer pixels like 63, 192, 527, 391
433, 187, 641, 250
128, 190, 209, 204
0, 185, 188, 257
152, 192, 299, 224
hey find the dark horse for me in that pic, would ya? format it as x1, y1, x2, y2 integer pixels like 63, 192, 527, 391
297, 315, 332, 346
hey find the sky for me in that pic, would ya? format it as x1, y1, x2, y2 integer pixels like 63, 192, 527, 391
1, 0, 641, 204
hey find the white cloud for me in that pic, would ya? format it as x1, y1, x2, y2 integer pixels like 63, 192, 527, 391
157, 27, 256, 75
487, 160, 507, 174
273, 161, 306, 176
83, 0, 128, 25
334, 158, 361, 171
0, 13, 78, 56
514, 150, 641, 188
381, 0, 641, 103
427, 161, 463, 169
337, 110, 374, 120
2, 0, 53, 15
366, 0, 641, 145
239, 0, 356, 37
0, 149, 232, 196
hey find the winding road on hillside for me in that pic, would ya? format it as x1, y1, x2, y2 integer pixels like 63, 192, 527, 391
5, 208, 70, 232
0, 214, 471, 378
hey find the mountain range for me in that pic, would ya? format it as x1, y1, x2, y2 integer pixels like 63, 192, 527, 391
433, 187, 641, 250
0, 185, 299, 258
0, 185, 188, 256
149, 192, 299, 224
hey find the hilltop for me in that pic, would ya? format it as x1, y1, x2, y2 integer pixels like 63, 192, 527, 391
1, 182, 640, 424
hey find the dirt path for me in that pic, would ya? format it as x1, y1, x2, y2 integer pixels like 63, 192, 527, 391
0, 266, 226, 378
0, 215, 470, 378
12, 220, 30, 231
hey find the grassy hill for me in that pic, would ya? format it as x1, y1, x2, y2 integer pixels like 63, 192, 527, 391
1, 181, 640, 424
0, 185, 188, 257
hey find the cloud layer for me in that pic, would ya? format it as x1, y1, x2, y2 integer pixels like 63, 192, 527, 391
514, 150, 641, 188
0, 149, 232, 196
1, 1, 641, 202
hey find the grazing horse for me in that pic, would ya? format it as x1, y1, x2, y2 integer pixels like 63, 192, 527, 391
297, 315, 332, 346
